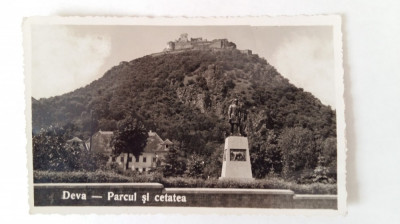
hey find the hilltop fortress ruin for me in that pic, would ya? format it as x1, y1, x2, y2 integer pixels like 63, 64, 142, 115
151, 33, 252, 57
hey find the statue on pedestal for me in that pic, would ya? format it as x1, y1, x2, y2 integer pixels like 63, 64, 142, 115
220, 98, 253, 180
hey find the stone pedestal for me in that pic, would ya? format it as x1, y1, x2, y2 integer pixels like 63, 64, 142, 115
219, 136, 254, 180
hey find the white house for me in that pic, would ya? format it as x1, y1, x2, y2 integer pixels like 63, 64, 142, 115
86, 130, 173, 172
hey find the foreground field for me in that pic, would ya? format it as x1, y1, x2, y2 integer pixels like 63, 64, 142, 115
34, 170, 337, 194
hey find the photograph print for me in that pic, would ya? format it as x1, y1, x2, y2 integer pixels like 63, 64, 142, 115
25, 16, 345, 214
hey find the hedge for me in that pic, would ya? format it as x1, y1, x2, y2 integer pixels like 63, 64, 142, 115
34, 170, 336, 194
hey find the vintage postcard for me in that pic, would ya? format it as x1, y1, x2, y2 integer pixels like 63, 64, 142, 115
24, 16, 346, 214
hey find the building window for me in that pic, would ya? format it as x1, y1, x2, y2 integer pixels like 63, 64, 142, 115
166, 145, 169, 148
111, 157, 116, 162
135, 168, 139, 171
136, 156, 139, 162
120, 156, 124, 162
143, 157, 147, 163
128, 156, 132, 162
153, 157, 156, 163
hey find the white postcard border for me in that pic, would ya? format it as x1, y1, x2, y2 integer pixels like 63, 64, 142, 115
24, 15, 346, 215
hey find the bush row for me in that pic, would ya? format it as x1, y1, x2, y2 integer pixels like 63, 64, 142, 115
34, 170, 336, 194
160, 177, 336, 194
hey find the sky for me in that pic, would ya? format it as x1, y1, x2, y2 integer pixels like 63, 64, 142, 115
31, 25, 335, 108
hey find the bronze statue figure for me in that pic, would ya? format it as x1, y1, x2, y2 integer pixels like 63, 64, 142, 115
228, 98, 241, 135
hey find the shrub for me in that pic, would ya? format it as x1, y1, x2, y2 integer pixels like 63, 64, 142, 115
184, 154, 205, 179
34, 170, 163, 183
34, 170, 132, 183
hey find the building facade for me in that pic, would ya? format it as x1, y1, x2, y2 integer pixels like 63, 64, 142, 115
86, 130, 173, 172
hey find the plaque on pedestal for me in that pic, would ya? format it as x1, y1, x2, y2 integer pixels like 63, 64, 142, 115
219, 136, 254, 180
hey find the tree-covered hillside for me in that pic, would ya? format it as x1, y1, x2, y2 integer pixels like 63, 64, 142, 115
32, 49, 336, 181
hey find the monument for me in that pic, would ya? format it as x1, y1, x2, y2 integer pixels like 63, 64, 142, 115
220, 99, 254, 180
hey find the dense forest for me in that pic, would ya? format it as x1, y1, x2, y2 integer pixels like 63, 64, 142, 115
32, 49, 337, 182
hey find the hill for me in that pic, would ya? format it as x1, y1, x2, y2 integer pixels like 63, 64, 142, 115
32, 49, 336, 180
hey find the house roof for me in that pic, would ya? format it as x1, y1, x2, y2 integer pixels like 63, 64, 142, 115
66, 137, 87, 150
87, 130, 172, 154
163, 139, 173, 145
67, 137, 83, 143
144, 131, 166, 153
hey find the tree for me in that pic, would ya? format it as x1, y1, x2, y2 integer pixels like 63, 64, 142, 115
112, 115, 148, 170
185, 154, 205, 178
33, 125, 108, 171
162, 145, 186, 177
33, 125, 71, 171
78, 150, 109, 172
278, 127, 317, 179
320, 137, 337, 178
250, 130, 282, 178
311, 155, 331, 183
251, 143, 269, 178
203, 145, 223, 178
